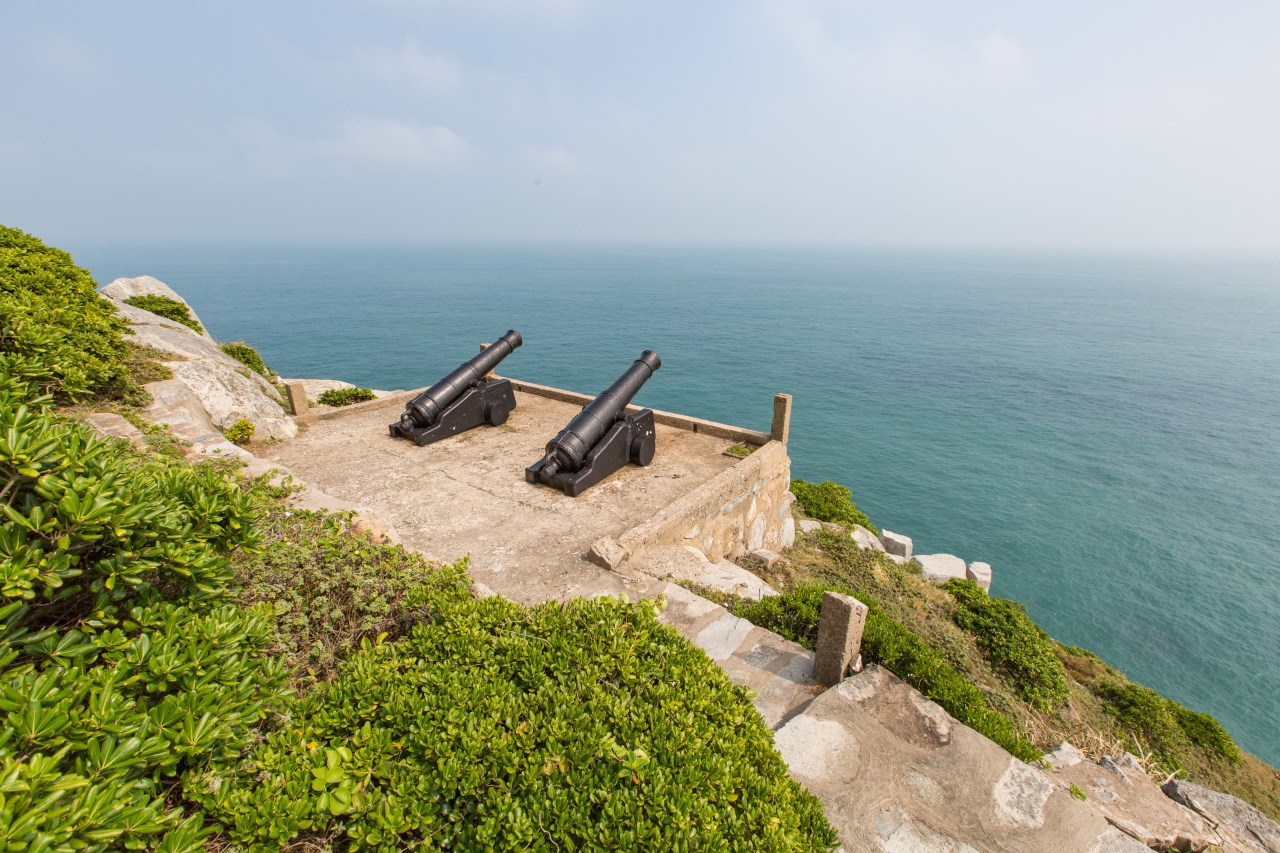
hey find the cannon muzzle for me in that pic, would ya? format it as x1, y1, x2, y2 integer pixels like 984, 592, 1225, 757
401, 329, 522, 430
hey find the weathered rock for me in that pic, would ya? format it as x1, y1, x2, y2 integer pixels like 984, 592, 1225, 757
167, 358, 296, 441
106, 286, 295, 441
849, 524, 885, 552
101, 275, 214, 340
967, 561, 993, 592
352, 514, 401, 545
589, 536, 629, 570
1163, 780, 1280, 853
780, 516, 796, 548
1043, 742, 1086, 770
144, 379, 221, 440
880, 529, 913, 559
774, 665, 1119, 851
798, 518, 824, 534
1046, 748, 1221, 852
916, 553, 968, 584
699, 560, 778, 601
749, 548, 784, 569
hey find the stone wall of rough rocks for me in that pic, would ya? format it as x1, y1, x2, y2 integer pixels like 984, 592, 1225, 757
592, 439, 795, 568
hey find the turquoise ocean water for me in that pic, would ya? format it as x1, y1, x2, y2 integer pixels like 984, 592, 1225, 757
75, 244, 1280, 765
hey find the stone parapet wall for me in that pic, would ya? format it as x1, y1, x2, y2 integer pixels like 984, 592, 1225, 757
592, 440, 794, 568
317, 377, 775, 446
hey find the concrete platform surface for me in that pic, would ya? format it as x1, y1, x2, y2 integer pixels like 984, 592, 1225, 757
260, 390, 740, 604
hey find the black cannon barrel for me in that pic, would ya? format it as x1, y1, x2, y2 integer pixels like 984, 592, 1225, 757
401, 330, 522, 429
540, 350, 661, 476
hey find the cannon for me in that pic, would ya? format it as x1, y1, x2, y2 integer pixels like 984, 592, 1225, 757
526, 350, 661, 496
389, 330, 522, 446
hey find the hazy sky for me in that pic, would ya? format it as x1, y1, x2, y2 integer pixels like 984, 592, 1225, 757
5, 1, 1279, 251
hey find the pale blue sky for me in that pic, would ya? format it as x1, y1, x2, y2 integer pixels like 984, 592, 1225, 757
5, 1, 1278, 250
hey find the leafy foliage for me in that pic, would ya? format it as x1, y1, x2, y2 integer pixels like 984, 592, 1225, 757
317, 387, 376, 407
124, 294, 203, 334
233, 506, 471, 689
197, 595, 839, 851
220, 341, 271, 377
0, 225, 137, 403
0, 382, 288, 851
1172, 705, 1243, 764
224, 418, 255, 445
943, 579, 1069, 711
734, 583, 1040, 762
1094, 680, 1241, 767
790, 479, 877, 534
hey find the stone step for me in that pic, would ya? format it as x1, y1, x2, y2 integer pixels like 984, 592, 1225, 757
773, 665, 1148, 853
649, 581, 819, 730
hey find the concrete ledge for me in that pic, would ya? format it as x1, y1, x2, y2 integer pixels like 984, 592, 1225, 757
315, 375, 773, 446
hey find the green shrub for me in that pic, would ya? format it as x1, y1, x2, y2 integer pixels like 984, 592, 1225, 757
220, 340, 272, 377
317, 387, 376, 407
196, 595, 840, 851
225, 418, 255, 445
1094, 680, 1241, 767
0, 385, 288, 851
1, 226, 137, 403
124, 294, 203, 334
1095, 680, 1188, 765
790, 479, 877, 534
735, 583, 1039, 762
234, 506, 471, 689
1172, 705, 1242, 763
943, 579, 1069, 711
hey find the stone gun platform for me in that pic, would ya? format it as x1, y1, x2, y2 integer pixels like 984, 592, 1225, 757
260, 386, 767, 604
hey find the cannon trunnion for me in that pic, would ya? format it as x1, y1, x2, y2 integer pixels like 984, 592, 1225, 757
390, 330, 522, 447
527, 351, 661, 497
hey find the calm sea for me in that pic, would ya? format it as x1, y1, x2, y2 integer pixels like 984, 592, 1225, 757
75, 244, 1280, 765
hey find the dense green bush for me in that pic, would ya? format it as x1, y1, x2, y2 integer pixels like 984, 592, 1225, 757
234, 506, 471, 688
0, 379, 289, 850
225, 418, 255, 445
317, 387, 376, 407
1094, 680, 1241, 766
124, 294, 203, 334
220, 340, 271, 377
735, 583, 1039, 762
1172, 705, 1242, 763
1, 226, 136, 402
790, 479, 877, 534
943, 579, 1069, 711
197, 595, 839, 851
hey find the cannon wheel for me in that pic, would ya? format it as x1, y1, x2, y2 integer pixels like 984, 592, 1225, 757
630, 433, 656, 466
485, 398, 512, 426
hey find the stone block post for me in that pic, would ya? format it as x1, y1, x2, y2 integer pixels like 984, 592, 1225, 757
771, 393, 792, 444
285, 382, 315, 425
813, 591, 869, 686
